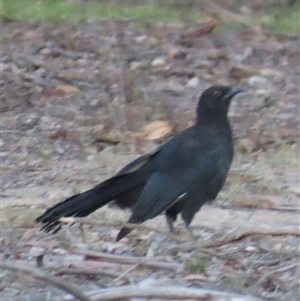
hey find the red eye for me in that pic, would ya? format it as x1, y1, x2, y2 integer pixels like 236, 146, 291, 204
214, 91, 221, 97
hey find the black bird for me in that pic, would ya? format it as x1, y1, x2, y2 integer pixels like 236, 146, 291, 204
36, 85, 245, 241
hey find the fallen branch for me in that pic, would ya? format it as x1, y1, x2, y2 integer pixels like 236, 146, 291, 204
170, 225, 300, 252
59, 217, 181, 242
1, 261, 91, 301
203, 225, 300, 248
71, 248, 182, 272
60, 285, 264, 301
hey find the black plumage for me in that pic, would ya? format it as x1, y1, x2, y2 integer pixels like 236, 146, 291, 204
35, 85, 245, 241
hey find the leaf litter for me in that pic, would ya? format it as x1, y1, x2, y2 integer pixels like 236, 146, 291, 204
1, 10, 299, 301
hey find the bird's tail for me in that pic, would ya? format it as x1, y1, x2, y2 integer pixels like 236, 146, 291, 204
35, 175, 140, 233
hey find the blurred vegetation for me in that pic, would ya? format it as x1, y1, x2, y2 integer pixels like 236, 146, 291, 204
1, 0, 299, 33
1, 0, 202, 23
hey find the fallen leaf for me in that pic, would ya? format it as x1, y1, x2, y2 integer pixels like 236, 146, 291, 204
55, 85, 79, 94
184, 17, 217, 38
49, 128, 68, 140
143, 120, 172, 140
95, 129, 122, 144
41, 89, 65, 97
92, 124, 105, 140
14, 252, 21, 260
207, 49, 227, 61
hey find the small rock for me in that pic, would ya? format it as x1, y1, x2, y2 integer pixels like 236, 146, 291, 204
197, 60, 214, 70
254, 89, 272, 97
55, 144, 65, 154
90, 98, 101, 107
166, 48, 187, 61
29, 246, 45, 267
248, 75, 268, 89
207, 49, 227, 61
151, 57, 165, 67
258, 68, 282, 78
76, 59, 87, 66
146, 37, 158, 46
92, 124, 104, 140
29, 246, 45, 257
187, 77, 200, 88
63, 254, 85, 263
134, 35, 147, 43
230, 65, 252, 79
238, 137, 256, 153
39, 48, 52, 57
245, 246, 258, 252
202, 74, 214, 81
130, 61, 148, 70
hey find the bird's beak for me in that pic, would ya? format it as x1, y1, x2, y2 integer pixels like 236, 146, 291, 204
224, 86, 247, 100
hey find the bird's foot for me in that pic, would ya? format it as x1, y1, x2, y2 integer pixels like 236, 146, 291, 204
185, 225, 198, 241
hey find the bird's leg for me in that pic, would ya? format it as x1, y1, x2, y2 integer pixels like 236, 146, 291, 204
166, 216, 175, 233
79, 223, 87, 243
165, 209, 178, 233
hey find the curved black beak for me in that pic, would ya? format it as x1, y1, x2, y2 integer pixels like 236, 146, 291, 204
224, 86, 247, 100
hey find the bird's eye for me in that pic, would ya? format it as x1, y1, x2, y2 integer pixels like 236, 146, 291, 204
213, 91, 221, 97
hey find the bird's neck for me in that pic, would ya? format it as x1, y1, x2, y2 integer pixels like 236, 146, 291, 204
196, 110, 231, 130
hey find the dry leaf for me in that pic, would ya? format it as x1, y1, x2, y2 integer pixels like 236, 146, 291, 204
95, 129, 122, 144
184, 17, 217, 38
41, 89, 65, 97
55, 85, 79, 94
143, 120, 172, 140
92, 124, 105, 140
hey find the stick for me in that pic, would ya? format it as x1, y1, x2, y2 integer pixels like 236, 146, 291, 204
254, 262, 298, 289
54, 267, 120, 279
59, 217, 181, 242
1, 261, 91, 301
203, 225, 300, 248
110, 264, 138, 285
61, 286, 264, 301
71, 248, 182, 272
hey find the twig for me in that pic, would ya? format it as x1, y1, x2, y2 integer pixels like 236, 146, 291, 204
170, 225, 300, 251
71, 248, 182, 272
110, 264, 138, 285
1, 261, 91, 301
61, 285, 264, 301
59, 217, 181, 242
203, 225, 300, 248
54, 267, 120, 279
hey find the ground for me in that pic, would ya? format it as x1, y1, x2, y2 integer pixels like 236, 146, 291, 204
1, 3, 299, 301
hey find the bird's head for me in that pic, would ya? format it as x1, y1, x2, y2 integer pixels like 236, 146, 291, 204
197, 85, 246, 122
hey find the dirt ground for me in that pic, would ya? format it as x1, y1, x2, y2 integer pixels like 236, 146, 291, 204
1, 15, 299, 301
